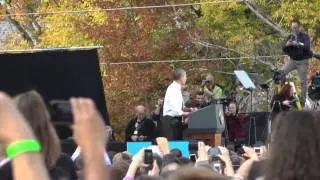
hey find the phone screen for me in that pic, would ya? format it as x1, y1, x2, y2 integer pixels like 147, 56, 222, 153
214, 163, 222, 174
254, 147, 261, 153
144, 149, 153, 165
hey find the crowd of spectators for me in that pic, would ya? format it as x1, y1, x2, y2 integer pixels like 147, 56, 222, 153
0, 89, 319, 180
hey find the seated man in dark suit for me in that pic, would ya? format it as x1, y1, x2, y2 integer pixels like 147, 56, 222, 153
125, 105, 156, 142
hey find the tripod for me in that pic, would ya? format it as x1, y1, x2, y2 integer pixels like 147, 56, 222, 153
265, 100, 283, 143
248, 88, 257, 146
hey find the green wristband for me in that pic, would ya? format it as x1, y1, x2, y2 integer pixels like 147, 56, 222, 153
6, 140, 41, 160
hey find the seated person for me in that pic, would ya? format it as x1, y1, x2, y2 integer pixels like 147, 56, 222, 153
125, 105, 156, 142
151, 98, 164, 137
224, 102, 245, 144
271, 84, 299, 112
199, 73, 224, 101
195, 91, 209, 108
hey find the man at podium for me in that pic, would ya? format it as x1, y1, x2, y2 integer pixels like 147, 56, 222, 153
162, 69, 193, 140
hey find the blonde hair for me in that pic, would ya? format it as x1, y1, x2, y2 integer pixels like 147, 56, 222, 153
14, 90, 61, 168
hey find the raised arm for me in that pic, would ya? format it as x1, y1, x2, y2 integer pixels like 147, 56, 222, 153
0, 92, 49, 180
70, 98, 108, 180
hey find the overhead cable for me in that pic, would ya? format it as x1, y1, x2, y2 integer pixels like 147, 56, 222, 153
0, 0, 243, 17
108, 55, 285, 65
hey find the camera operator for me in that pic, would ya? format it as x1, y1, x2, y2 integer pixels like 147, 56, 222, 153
271, 84, 299, 113
199, 74, 223, 102
305, 73, 320, 110
281, 19, 312, 107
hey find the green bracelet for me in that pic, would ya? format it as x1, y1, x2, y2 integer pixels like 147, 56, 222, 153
6, 140, 41, 160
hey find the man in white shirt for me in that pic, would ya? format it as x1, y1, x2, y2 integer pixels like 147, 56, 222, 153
162, 69, 191, 140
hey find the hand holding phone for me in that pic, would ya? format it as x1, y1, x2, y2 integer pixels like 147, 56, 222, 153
213, 162, 223, 174
144, 149, 153, 165
253, 147, 261, 154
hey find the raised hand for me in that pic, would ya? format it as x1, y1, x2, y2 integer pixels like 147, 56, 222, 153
156, 137, 170, 155
243, 146, 259, 160
70, 97, 108, 180
282, 100, 291, 107
126, 149, 147, 177
217, 146, 231, 163
70, 98, 107, 154
0, 92, 49, 180
217, 146, 234, 176
197, 141, 209, 162
0, 92, 35, 145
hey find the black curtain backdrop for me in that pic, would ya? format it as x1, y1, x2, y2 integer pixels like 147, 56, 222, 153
243, 112, 269, 145
0, 49, 109, 125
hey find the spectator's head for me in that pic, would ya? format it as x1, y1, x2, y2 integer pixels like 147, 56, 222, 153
248, 160, 266, 180
205, 74, 215, 86
228, 102, 237, 115
109, 161, 131, 180
195, 92, 206, 105
160, 163, 180, 179
173, 69, 187, 85
167, 166, 231, 180
178, 157, 192, 166
279, 84, 294, 99
170, 149, 182, 158
112, 152, 132, 166
291, 19, 300, 33
108, 151, 118, 163
265, 111, 320, 180
162, 154, 181, 168
135, 105, 146, 121
14, 90, 61, 168
110, 152, 132, 180
50, 167, 71, 180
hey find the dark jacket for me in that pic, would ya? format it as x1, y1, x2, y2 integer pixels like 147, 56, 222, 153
271, 95, 298, 112
125, 117, 156, 142
224, 113, 245, 141
283, 32, 312, 60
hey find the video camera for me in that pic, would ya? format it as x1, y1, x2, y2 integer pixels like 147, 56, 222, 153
272, 69, 282, 85
308, 73, 320, 101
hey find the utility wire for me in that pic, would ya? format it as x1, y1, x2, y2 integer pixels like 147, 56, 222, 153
108, 55, 285, 65
0, 0, 242, 17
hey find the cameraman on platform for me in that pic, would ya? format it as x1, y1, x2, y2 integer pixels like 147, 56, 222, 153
282, 19, 312, 107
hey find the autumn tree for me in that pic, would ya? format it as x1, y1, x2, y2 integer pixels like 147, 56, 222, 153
1, 0, 319, 140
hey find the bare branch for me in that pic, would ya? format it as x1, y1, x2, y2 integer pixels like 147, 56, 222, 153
6, 16, 35, 46
243, 0, 288, 37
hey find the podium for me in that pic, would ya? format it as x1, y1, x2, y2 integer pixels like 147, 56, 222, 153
188, 104, 225, 147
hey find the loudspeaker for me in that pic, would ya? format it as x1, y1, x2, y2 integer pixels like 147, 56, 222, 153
243, 112, 270, 145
